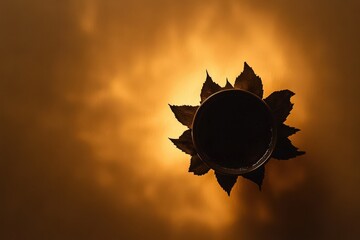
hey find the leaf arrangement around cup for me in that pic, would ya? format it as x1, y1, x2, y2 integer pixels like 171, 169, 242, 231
169, 62, 305, 195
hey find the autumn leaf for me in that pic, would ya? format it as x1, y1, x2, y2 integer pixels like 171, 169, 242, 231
234, 62, 263, 98
169, 130, 196, 155
241, 166, 265, 190
215, 172, 238, 195
169, 105, 198, 128
169, 62, 305, 195
200, 71, 221, 103
272, 137, 305, 160
265, 90, 294, 124
278, 123, 300, 139
189, 155, 210, 175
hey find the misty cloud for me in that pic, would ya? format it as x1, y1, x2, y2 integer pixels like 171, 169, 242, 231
1, 0, 359, 239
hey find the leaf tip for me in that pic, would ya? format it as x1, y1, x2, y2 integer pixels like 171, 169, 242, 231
223, 184, 232, 196
298, 150, 306, 156
284, 89, 295, 98
243, 62, 254, 72
205, 70, 212, 83
215, 172, 237, 196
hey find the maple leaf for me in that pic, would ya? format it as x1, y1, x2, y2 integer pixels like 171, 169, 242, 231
189, 155, 210, 175
215, 172, 238, 196
169, 62, 305, 196
264, 91, 304, 160
278, 123, 300, 139
169, 130, 196, 155
234, 62, 263, 98
169, 105, 198, 128
264, 90, 294, 124
241, 166, 265, 190
200, 71, 221, 103
272, 137, 305, 160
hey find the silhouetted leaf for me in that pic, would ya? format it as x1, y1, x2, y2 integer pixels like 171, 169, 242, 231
223, 79, 233, 90
272, 137, 305, 160
234, 62, 263, 98
215, 172, 238, 196
168, 63, 305, 194
169, 130, 196, 155
265, 90, 294, 124
169, 105, 198, 128
241, 166, 265, 190
200, 71, 221, 103
189, 155, 210, 175
278, 123, 300, 139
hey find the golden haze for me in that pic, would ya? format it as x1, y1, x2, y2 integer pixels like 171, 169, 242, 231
1, 0, 359, 239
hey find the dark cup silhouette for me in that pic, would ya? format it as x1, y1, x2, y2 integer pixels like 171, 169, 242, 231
192, 89, 277, 175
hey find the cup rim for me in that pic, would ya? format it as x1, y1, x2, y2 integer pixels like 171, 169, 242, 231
191, 89, 277, 175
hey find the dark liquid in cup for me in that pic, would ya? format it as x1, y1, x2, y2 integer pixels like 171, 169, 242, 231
192, 90, 273, 170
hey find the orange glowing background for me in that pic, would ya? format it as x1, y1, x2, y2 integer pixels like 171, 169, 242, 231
1, 0, 360, 239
